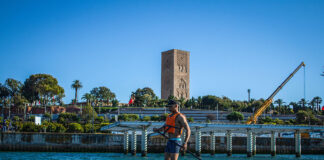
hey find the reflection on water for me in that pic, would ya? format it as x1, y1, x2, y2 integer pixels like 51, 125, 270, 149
0, 152, 324, 160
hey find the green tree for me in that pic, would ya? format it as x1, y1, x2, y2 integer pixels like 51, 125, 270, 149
274, 99, 285, 115
4, 78, 27, 117
5, 78, 22, 97
298, 98, 308, 109
81, 105, 97, 122
226, 111, 244, 122
309, 98, 316, 111
185, 97, 196, 109
90, 87, 100, 106
201, 95, 218, 110
157, 99, 167, 108
71, 80, 82, 104
98, 86, 116, 104
197, 96, 202, 109
296, 110, 311, 124
290, 102, 299, 113
179, 97, 186, 109
312, 96, 322, 112
5, 78, 26, 107
22, 74, 64, 108
111, 99, 119, 106
0, 83, 10, 113
132, 87, 158, 107
82, 93, 94, 105
90, 87, 116, 106
295, 110, 321, 125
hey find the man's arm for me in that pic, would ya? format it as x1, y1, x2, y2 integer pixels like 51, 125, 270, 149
179, 115, 191, 150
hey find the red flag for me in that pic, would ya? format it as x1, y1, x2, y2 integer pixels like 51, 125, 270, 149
128, 98, 134, 105
322, 106, 324, 111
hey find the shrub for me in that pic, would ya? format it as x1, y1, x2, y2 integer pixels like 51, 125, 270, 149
151, 115, 160, 121
55, 123, 66, 133
67, 123, 83, 133
259, 116, 273, 124
13, 121, 23, 131
187, 117, 194, 122
44, 113, 51, 120
96, 116, 104, 123
206, 114, 216, 121
118, 114, 139, 121
273, 118, 284, 125
142, 116, 151, 121
95, 107, 118, 113
21, 122, 40, 132
58, 113, 79, 123
226, 111, 244, 122
100, 122, 110, 128
160, 113, 169, 121
47, 122, 57, 132
84, 123, 94, 133
13, 116, 20, 122
57, 117, 66, 126
94, 124, 101, 132
28, 115, 35, 122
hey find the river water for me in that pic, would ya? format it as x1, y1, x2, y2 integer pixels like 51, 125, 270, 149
0, 152, 324, 160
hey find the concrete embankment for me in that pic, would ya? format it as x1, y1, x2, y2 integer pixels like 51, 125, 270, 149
0, 132, 323, 154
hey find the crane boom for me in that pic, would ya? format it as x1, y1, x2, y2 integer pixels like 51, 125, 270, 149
246, 62, 305, 124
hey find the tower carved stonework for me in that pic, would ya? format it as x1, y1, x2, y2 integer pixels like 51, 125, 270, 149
161, 49, 190, 100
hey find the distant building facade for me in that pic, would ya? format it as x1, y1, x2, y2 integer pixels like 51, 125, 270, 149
161, 49, 190, 100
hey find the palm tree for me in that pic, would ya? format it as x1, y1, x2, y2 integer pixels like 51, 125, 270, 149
197, 96, 202, 109
71, 80, 82, 104
298, 98, 308, 109
82, 93, 94, 105
313, 96, 322, 111
309, 98, 316, 111
274, 99, 285, 115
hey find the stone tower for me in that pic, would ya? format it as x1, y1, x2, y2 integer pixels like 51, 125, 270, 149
161, 49, 190, 100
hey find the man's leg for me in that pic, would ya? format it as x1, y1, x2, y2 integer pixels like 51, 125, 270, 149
164, 152, 171, 160
170, 153, 179, 160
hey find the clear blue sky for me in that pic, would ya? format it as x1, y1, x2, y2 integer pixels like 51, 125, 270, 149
0, 0, 323, 104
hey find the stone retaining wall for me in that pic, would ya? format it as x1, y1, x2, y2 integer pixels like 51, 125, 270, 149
0, 132, 323, 154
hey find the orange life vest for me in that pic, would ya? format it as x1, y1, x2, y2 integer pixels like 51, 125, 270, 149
165, 112, 183, 134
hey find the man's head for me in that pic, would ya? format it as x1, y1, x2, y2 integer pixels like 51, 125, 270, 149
167, 100, 179, 112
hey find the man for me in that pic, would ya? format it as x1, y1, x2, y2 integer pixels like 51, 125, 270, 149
153, 100, 191, 160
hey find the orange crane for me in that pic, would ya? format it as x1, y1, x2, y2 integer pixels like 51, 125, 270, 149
246, 62, 305, 124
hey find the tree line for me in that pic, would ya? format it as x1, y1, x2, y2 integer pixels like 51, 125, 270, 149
0, 74, 322, 117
